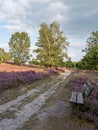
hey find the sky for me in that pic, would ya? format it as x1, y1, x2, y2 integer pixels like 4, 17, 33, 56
0, 0, 98, 61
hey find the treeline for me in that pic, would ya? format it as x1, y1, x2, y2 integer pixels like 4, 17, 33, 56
76, 31, 98, 70
0, 21, 98, 70
0, 48, 11, 63
0, 21, 69, 67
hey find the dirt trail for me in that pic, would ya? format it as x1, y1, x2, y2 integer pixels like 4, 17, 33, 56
0, 72, 70, 130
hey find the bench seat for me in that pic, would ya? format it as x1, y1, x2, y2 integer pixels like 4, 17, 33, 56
70, 91, 83, 104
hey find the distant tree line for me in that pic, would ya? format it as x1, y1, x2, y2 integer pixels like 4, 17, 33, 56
0, 21, 69, 67
76, 31, 98, 70
0, 48, 11, 63
0, 21, 98, 70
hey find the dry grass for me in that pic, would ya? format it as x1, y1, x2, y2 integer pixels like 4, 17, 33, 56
0, 63, 44, 72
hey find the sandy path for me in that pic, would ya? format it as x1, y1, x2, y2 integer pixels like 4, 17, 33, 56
0, 72, 70, 130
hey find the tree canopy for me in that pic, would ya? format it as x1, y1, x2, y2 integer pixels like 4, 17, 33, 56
76, 31, 98, 70
34, 21, 69, 67
0, 48, 5, 63
0, 48, 11, 63
9, 32, 31, 65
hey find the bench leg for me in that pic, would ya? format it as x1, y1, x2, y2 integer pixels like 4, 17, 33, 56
72, 104, 80, 115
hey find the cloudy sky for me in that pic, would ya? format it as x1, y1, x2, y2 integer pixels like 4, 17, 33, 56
0, 0, 98, 61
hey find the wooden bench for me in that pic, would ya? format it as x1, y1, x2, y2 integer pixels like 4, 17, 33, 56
70, 81, 94, 114
70, 81, 94, 104
70, 91, 83, 104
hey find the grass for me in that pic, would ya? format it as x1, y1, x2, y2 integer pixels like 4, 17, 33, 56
20, 115, 39, 130
0, 63, 44, 72
40, 115, 95, 130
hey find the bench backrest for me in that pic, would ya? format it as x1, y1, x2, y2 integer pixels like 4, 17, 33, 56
83, 81, 94, 97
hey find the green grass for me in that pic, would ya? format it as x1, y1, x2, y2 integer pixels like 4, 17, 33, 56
40, 115, 95, 130
19, 115, 39, 130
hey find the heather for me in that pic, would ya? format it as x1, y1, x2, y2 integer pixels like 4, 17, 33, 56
0, 63, 58, 92
68, 71, 98, 128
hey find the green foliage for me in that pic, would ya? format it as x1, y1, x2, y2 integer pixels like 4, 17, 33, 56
0, 55, 2, 63
0, 48, 5, 63
0, 48, 12, 63
77, 31, 98, 70
3, 52, 11, 62
29, 58, 39, 65
65, 57, 75, 68
9, 32, 31, 65
34, 21, 69, 67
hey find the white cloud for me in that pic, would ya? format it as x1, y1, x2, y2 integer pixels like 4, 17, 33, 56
0, 43, 9, 51
70, 42, 86, 49
68, 52, 83, 62
69, 53, 75, 58
50, 14, 65, 23
49, 1, 68, 11
0, 0, 34, 33
0, 0, 98, 61
0, 0, 69, 33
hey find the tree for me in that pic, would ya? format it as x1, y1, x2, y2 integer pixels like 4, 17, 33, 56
34, 21, 69, 67
83, 31, 98, 53
0, 48, 5, 63
65, 57, 75, 68
3, 52, 11, 62
9, 32, 30, 65
77, 31, 98, 70
29, 58, 39, 65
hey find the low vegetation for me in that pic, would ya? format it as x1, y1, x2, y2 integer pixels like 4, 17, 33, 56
0, 63, 58, 92
0, 22, 98, 129
68, 71, 98, 129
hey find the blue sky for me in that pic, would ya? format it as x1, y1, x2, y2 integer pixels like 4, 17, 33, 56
0, 0, 98, 61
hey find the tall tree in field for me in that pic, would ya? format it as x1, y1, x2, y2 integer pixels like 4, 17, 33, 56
78, 31, 98, 70
34, 23, 53, 67
34, 21, 69, 67
50, 21, 69, 66
9, 32, 30, 65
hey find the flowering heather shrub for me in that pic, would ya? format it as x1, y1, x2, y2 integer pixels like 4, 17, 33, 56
0, 69, 57, 92
68, 77, 87, 93
68, 77, 98, 127
79, 112, 98, 124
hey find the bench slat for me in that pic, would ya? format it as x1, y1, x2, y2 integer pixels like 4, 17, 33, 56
83, 81, 94, 97
70, 91, 77, 103
77, 92, 83, 104
70, 91, 83, 104
86, 81, 94, 90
